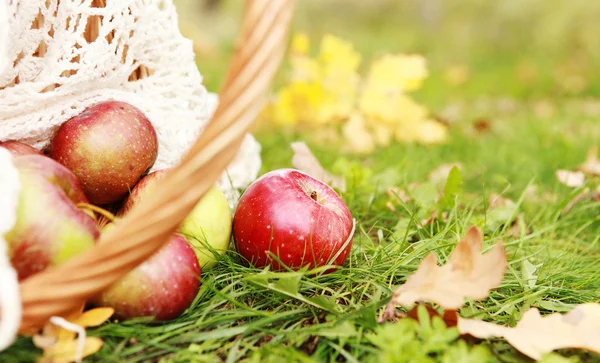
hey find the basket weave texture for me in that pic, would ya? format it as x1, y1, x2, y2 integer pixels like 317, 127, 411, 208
10, 0, 295, 334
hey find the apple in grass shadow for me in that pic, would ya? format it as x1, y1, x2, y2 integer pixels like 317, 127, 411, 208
4, 154, 100, 281
232, 168, 355, 272
49, 100, 159, 205
120, 169, 233, 270
0, 141, 43, 156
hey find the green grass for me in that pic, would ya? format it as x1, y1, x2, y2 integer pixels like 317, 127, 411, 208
3, 101, 599, 363
3, 1, 600, 362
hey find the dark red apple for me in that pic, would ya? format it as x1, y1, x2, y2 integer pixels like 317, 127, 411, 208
0, 141, 42, 156
49, 100, 159, 205
232, 168, 354, 271
92, 233, 201, 321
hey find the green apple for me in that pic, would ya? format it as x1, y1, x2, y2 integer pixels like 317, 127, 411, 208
178, 186, 232, 269
121, 169, 232, 269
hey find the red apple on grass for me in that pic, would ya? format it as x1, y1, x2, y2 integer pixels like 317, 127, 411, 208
0, 141, 42, 156
232, 168, 354, 271
121, 169, 233, 270
49, 100, 159, 205
4, 154, 100, 280
92, 232, 201, 321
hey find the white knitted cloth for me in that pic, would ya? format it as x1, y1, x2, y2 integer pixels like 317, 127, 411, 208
0, 0, 262, 208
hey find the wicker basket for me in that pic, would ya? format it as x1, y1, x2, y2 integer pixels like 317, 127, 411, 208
12, 0, 296, 335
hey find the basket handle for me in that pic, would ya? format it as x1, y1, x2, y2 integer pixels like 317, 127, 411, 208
17, 0, 295, 334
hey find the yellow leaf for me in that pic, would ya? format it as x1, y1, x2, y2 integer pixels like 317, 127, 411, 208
318, 34, 361, 76
389, 226, 507, 309
269, 81, 324, 126
291, 141, 346, 192
414, 119, 448, 144
342, 113, 375, 154
38, 336, 104, 363
365, 54, 428, 93
72, 307, 114, 328
290, 33, 310, 55
289, 56, 320, 81
458, 303, 600, 360
370, 123, 394, 147
33, 306, 113, 363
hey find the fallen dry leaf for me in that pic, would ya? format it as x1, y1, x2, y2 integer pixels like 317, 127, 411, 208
291, 141, 346, 192
35, 336, 104, 363
473, 118, 492, 134
33, 306, 114, 363
555, 169, 585, 188
377, 302, 460, 328
387, 226, 507, 310
458, 303, 600, 360
428, 162, 463, 185
560, 185, 600, 215
577, 146, 600, 175
488, 193, 513, 209
419, 210, 448, 228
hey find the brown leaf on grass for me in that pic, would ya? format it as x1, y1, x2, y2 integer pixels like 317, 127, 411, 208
291, 141, 346, 192
428, 162, 463, 185
388, 226, 507, 310
488, 193, 513, 209
473, 118, 491, 134
406, 304, 459, 328
458, 303, 600, 360
419, 210, 448, 228
555, 170, 585, 188
560, 185, 600, 215
577, 146, 600, 175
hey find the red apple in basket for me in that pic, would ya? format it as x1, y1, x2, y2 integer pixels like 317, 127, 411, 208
4, 154, 100, 281
121, 169, 233, 270
92, 230, 201, 321
0, 141, 43, 156
232, 168, 354, 271
49, 100, 159, 205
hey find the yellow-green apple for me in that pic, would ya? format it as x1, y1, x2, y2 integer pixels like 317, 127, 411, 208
232, 169, 354, 271
121, 169, 232, 269
92, 233, 201, 321
49, 100, 159, 205
4, 154, 100, 281
0, 141, 42, 156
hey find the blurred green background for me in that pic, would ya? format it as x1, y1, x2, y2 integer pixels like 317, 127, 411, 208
174, 0, 600, 107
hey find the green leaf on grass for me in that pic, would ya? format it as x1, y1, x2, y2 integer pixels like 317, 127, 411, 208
412, 182, 440, 208
521, 259, 540, 290
274, 274, 302, 295
306, 295, 341, 313
440, 166, 463, 209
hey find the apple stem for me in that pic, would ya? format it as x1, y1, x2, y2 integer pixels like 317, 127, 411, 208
310, 191, 318, 201
77, 203, 116, 222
